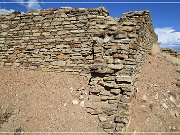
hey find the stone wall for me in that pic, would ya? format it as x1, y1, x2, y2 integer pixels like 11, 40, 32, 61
0, 7, 110, 74
0, 7, 157, 134
161, 48, 180, 58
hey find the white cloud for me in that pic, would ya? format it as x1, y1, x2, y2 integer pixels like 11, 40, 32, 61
27, 0, 41, 10
155, 27, 180, 49
0, 0, 41, 15
0, 8, 15, 14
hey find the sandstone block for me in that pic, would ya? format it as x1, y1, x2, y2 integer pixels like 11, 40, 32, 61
121, 22, 136, 26
120, 95, 131, 103
1, 24, 8, 29
113, 54, 128, 59
114, 33, 126, 39
33, 33, 41, 37
122, 26, 134, 32
99, 122, 115, 129
101, 96, 109, 101
33, 16, 42, 21
108, 100, 118, 104
108, 96, 117, 100
110, 89, 121, 95
51, 61, 66, 66
57, 54, 68, 60
109, 26, 118, 31
51, 22, 60, 26
98, 24, 107, 29
114, 116, 129, 124
128, 33, 138, 38
1, 32, 8, 36
90, 86, 104, 94
103, 76, 115, 81
100, 90, 111, 96
99, 81, 120, 88
98, 115, 108, 122
95, 67, 114, 74
34, 45, 43, 49
88, 95, 101, 102
107, 20, 117, 25
70, 30, 85, 33
46, 39, 55, 43
106, 57, 114, 64
116, 75, 132, 83
107, 64, 124, 70
42, 32, 50, 36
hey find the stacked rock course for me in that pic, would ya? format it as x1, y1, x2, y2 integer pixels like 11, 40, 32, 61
0, 7, 157, 134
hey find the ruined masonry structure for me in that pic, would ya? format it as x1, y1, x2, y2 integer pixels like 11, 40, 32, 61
0, 7, 157, 133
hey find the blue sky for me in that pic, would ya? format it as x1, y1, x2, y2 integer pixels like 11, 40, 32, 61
0, 0, 180, 50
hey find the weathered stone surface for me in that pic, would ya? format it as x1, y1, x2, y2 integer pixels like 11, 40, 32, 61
101, 96, 109, 101
42, 32, 50, 36
120, 95, 131, 103
108, 100, 118, 104
102, 105, 118, 116
99, 122, 115, 129
110, 89, 121, 95
88, 95, 101, 102
114, 33, 126, 39
107, 64, 124, 70
109, 26, 118, 31
100, 90, 111, 96
98, 115, 108, 122
116, 75, 132, 83
103, 76, 115, 81
1, 32, 8, 36
95, 67, 114, 74
33, 33, 41, 36
51, 61, 66, 66
72, 99, 79, 105
98, 24, 107, 29
114, 116, 129, 124
99, 81, 120, 88
122, 26, 134, 32
121, 21, 137, 26
113, 54, 128, 59
90, 87, 103, 94
1, 24, 8, 29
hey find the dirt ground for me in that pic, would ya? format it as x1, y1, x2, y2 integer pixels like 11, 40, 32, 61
0, 68, 106, 135
127, 53, 180, 134
0, 53, 179, 135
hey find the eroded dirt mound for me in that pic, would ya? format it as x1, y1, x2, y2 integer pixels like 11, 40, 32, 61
0, 68, 106, 134
127, 53, 180, 134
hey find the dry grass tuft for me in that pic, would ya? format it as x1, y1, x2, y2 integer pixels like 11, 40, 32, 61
161, 52, 180, 66
150, 43, 180, 66
0, 106, 19, 128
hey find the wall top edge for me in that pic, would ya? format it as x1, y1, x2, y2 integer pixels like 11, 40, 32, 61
0, 7, 109, 17
0, 7, 151, 19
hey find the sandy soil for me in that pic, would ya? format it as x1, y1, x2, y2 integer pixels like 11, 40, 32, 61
127, 53, 180, 134
0, 53, 179, 135
0, 68, 106, 135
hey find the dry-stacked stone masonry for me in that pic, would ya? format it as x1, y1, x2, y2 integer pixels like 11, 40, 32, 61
0, 7, 157, 134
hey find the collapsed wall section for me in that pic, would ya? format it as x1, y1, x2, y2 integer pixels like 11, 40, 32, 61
87, 10, 157, 133
0, 7, 157, 133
